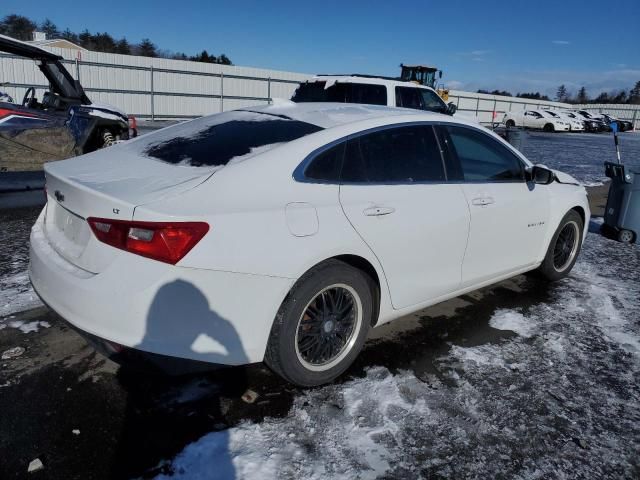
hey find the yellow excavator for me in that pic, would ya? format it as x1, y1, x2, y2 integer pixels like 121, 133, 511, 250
400, 64, 450, 101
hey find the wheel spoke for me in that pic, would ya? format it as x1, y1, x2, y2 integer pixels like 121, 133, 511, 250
296, 285, 360, 367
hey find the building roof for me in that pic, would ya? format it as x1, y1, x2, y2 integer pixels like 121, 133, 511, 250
27, 38, 87, 52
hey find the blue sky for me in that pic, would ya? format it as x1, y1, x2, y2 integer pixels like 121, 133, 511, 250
2, 0, 639, 97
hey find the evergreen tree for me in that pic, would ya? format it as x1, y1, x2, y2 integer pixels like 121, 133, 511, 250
115, 38, 131, 55
628, 81, 640, 104
78, 29, 94, 50
137, 38, 157, 57
576, 86, 588, 104
60, 28, 79, 44
93, 32, 117, 53
0, 14, 37, 40
39, 18, 59, 38
611, 90, 627, 104
556, 84, 568, 102
594, 92, 610, 104
217, 54, 232, 65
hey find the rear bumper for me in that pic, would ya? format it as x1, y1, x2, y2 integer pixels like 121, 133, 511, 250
29, 212, 295, 366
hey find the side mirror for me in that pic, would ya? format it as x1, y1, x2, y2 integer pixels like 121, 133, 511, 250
530, 165, 555, 185
446, 102, 457, 115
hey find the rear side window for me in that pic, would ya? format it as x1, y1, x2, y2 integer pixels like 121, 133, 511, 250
292, 81, 387, 106
304, 143, 344, 182
440, 125, 524, 182
342, 125, 445, 183
142, 111, 323, 167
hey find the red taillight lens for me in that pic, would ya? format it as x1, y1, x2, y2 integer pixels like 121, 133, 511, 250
87, 218, 209, 264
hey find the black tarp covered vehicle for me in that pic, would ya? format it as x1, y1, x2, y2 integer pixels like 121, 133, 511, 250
0, 34, 131, 188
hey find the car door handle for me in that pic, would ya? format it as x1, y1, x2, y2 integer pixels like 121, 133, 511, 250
363, 206, 395, 216
471, 197, 495, 206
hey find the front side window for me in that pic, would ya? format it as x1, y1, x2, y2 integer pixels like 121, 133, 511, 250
341, 125, 445, 183
419, 89, 447, 112
439, 125, 524, 182
291, 81, 387, 106
396, 87, 446, 113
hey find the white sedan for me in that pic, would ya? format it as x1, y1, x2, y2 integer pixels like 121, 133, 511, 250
504, 109, 570, 132
543, 110, 584, 131
30, 103, 590, 386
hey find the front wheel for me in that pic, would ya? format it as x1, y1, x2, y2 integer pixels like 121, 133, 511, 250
543, 123, 555, 133
265, 260, 374, 386
537, 210, 584, 281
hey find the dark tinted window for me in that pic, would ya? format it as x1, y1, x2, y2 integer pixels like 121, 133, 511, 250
342, 125, 445, 183
304, 143, 344, 181
442, 125, 524, 182
292, 81, 387, 106
396, 87, 446, 113
144, 112, 323, 167
420, 89, 447, 111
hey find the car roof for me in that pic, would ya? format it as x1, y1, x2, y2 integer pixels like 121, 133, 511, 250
240, 102, 455, 129
305, 75, 440, 92
0, 33, 62, 61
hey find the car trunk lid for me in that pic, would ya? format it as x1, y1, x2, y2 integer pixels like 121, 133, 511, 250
43, 145, 214, 273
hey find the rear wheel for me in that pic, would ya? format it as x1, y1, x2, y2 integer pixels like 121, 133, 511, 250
265, 260, 374, 386
543, 123, 555, 133
618, 229, 635, 244
537, 210, 583, 281
505, 119, 515, 127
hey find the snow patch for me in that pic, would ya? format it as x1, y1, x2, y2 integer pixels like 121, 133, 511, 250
489, 309, 536, 338
0, 272, 42, 317
1, 319, 51, 334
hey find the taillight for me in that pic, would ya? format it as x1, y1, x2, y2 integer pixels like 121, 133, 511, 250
87, 218, 209, 264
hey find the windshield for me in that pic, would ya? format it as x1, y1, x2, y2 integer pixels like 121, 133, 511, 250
291, 81, 387, 106
544, 111, 559, 118
40, 60, 82, 99
140, 110, 323, 167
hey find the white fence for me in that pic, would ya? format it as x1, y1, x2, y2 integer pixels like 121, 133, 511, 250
0, 46, 310, 119
1, 45, 638, 128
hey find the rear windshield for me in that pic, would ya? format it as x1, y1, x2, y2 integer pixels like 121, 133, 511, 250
291, 81, 387, 106
141, 111, 323, 167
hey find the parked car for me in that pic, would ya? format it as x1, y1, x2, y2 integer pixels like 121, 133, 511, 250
503, 109, 570, 132
559, 111, 601, 133
0, 34, 131, 176
30, 103, 590, 386
600, 113, 633, 132
572, 110, 608, 132
291, 75, 458, 115
543, 110, 584, 132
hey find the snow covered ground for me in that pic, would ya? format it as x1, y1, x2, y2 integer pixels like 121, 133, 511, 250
0, 207, 42, 318
1, 131, 639, 479
155, 228, 640, 479
523, 131, 640, 186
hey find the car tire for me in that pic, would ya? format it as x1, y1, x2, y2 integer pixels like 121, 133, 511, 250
537, 210, 584, 281
264, 260, 374, 387
543, 123, 555, 133
505, 119, 515, 127
618, 229, 635, 244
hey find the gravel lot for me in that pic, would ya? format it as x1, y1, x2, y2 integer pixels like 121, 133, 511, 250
0, 131, 638, 479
